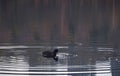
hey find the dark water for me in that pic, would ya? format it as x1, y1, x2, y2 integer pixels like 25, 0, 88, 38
0, 44, 120, 76
0, 1, 120, 76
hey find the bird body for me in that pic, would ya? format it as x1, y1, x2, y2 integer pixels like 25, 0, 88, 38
42, 49, 58, 61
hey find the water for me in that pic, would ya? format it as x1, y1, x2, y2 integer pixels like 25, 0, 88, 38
0, 44, 119, 76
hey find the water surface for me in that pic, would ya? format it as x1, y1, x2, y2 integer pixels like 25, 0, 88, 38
0, 45, 119, 76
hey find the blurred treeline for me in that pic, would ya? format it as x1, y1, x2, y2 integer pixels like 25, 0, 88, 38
0, 0, 120, 47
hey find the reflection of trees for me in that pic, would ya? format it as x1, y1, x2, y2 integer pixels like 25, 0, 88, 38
0, 0, 120, 46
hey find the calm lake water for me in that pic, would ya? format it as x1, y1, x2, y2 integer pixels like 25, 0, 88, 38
0, 44, 120, 76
